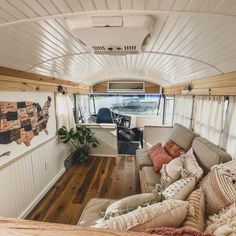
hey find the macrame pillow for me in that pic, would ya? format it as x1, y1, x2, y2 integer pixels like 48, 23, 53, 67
162, 177, 196, 201
104, 191, 162, 219
200, 165, 236, 215
160, 156, 184, 188
205, 203, 236, 236
183, 148, 204, 182
93, 199, 189, 231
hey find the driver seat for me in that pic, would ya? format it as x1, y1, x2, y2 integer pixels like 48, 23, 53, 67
96, 108, 114, 123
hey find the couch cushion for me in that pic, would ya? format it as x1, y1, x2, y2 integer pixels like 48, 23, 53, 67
206, 203, 236, 236
182, 188, 205, 232
140, 166, 161, 193
200, 165, 236, 215
183, 148, 204, 182
192, 137, 231, 173
78, 198, 115, 227
136, 148, 152, 170
160, 156, 184, 188
94, 199, 189, 231
164, 139, 185, 158
168, 123, 197, 151
104, 192, 162, 219
162, 177, 196, 201
148, 143, 173, 173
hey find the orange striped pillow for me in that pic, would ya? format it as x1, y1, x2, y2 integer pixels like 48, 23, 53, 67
182, 188, 205, 232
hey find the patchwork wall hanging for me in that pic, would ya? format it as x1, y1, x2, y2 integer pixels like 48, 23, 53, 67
0, 97, 52, 146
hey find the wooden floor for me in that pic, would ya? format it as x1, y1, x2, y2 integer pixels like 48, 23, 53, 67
26, 155, 140, 225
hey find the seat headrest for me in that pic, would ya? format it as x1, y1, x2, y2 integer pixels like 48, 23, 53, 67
168, 123, 197, 150
96, 108, 114, 124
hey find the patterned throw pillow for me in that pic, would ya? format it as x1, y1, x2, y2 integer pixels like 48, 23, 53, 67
205, 203, 236, 236
200, 165, 236, 215
164, 139, 185, 158
148, 143, 173, 173
162, 177, 195, 201
183, 148, 204, 182
160, 156, 184, 188
93, 199, 189, 231
182, 188, 205, 232
104, 192, 162, 219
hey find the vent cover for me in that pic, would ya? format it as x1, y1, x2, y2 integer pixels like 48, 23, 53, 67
66, 15, 155, 55
92, 45, 138, 55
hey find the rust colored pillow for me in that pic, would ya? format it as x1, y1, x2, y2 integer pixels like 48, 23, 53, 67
148, 143, 172, 173
164, 139, 185, 158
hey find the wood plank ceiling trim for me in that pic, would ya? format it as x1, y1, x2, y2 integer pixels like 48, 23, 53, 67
163, 71, 236, 96
0, 66, 90, 94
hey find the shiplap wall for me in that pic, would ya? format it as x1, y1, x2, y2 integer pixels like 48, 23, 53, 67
0, 137, 70, 218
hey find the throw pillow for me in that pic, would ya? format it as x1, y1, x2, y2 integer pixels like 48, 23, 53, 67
148, 143, 173, 172
182, 188, 205, 232
183, 148, 204, 182
162, 177, 195, 200
160, 156, 184, 188
164, 139, 185, 158
200, 165, 236, 215
146, 227, 214, 236
205, 203, 236, 236
93, 199, 189, 231
104, 192, 162, 219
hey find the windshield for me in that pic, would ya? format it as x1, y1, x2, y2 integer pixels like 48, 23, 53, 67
90, 94, 161, 116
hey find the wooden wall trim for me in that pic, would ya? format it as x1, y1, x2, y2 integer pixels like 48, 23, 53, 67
163, 71, 236, 96
0, 217, 155, 236
0, 66, 90, 94
93, 80, 160, 94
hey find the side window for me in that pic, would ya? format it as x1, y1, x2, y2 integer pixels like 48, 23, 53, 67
163, 96, 174, 126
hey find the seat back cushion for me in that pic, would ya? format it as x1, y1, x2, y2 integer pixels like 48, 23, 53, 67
168, 123, 197, 151
192, 137, 231, 173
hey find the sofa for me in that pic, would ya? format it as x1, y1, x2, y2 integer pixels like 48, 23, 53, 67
137, 123, 231, 193
77, 123, 232, 230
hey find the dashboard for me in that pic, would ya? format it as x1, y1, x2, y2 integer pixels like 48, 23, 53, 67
113, 113, 131, 128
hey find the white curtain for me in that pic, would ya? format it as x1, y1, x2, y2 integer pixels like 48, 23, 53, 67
56, 94, 75, 130
173, 95, 193, 128
221, 96, 236, 159
193, 96, 225, 146
77, 94, 90, 122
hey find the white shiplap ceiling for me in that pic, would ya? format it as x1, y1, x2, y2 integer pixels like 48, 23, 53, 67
0, 0, 236, 86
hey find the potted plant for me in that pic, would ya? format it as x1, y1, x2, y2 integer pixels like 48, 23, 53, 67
58, 125, 99, 164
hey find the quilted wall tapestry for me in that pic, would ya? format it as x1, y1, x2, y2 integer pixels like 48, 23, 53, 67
0, 92, 57, 164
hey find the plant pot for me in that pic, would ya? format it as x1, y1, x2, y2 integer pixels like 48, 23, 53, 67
73, 148, 89, 164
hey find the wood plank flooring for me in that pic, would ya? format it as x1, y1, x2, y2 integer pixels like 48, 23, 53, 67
26, 155, 140, 225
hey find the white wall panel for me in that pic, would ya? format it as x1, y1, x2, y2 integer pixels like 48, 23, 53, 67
0, 137, 70, 218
